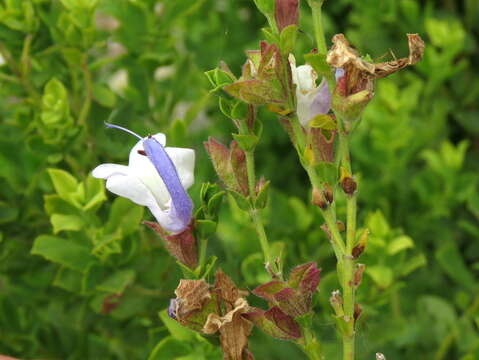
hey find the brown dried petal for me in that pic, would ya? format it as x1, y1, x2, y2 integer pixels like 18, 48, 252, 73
374, 34, 425, 78
327, 34, 375, 74
174, 279, 211, 318
203, 298, 250, 334
327, 33, 425, 95
220, 311, 254, 360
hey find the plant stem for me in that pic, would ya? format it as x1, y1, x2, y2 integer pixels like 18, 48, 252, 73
239, 113, 279, 276
79, 55, 93, 127
198, 236, 208, 272
250, 208, 272, 269
309, 0, 335, 89
337, 117, 357, 360
245, 151, 257, 196
299, 327, 322, 360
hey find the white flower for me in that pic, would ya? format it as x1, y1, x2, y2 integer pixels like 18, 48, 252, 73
92, 132, 195, 233
289, 54, 331, 127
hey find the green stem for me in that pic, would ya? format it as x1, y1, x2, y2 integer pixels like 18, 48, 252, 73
198, 237, 208, 272
298, 327, 322, 360
309, 0, 335, 89
250, 208, 273, 271
310, 1, 327, 54
337, 117, 357, 360
245, 151, 257, 196
78, 56, 93, 126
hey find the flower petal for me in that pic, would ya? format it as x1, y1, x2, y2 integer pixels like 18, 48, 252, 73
143, 137, 193, 233
92, 163, 129, 179
310, 79, 331, 116
128, 133, 170, 208
296, 65, 317, 93
102, 170, 175, 229
165, 147, 195, 190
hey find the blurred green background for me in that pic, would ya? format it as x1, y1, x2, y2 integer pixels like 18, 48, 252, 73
0, 0, 478, 359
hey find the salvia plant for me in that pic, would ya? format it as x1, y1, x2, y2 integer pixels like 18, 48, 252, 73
93, 0, 425, 358
1, 0, 478, 360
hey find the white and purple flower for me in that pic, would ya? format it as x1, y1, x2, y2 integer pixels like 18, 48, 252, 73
289, 54, 331, 127
92, 124, 194, 234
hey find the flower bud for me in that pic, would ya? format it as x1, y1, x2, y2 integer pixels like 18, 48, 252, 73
243, 306, 302, 340
312, 187, 328, 209
204, 137, 249, 196
352, 228, 369, 259
354, 303, 362, 322
330, 290, 344, 317
253, 262, 321, 317
275, 0, 299, 31
352, 263, 365, 287
341, 176, 357, 196
324, 184, 334, 203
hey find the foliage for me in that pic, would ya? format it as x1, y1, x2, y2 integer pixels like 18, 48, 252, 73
0, 0, 477, 359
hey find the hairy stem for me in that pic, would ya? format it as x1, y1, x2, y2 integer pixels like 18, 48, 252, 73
338, 117, 357, 360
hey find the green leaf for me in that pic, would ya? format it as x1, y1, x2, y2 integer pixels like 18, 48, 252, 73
195, 219, 217, 239
314, 161, 337, 186
93, 83, 117, 108
218, 97, 233, 119
47, 168, 79, 199
401, 253, 427, 276
50, 214, 85, 234
253, 0, 274, 17
241, 252, 270, 285
53, 267, 84, 293
159, 308, 196, 342
366, 265, 393, 288
105, 197, 144, 237
228, 191, 251, 211
308, 114, 337, 130
254, 180, 270, 209
97, 270, 135, 293
83, 175, 107, 211
366, 211, 390, 239
436, 241, 476, 292
31, 235, 95, 272
279, 25, 298, 54
0, 202, 19, 224
233, 134, 259, 151
148, 336, 190, 360
388, 235, 414, 255
304, 53, 331, 77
